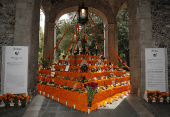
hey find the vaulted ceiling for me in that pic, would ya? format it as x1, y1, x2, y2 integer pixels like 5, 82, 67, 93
41, 0, 127, 24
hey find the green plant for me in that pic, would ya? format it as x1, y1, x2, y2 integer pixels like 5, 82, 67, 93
53, 84, 59, 87
84, 82, 98, 107
162, 92, 169, 100
20, 94, 29, 106
12, 95, 20, 104
75, 88, 81, 91
117, 60, 125, 69
41, 58, 52, 69
64, 86, 71, 90
153, 90, 162, 101
63, 77, 70, 80
0, 96, 3, 104
72, 77, 77, 81
91, 68, 96, 72
42, 81, 47, 85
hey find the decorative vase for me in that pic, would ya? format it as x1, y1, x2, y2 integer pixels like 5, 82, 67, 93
156, 100, 160, 104
163, 100, 167, 104
14, 104, 18, 108
5, 104, 10, 108
148, 100, 152, 104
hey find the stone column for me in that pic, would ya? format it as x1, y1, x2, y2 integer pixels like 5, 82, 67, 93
13, 0, 41, 100
128, 0, 152, 98
43, 22, 56, 61
105, 23, 118, 64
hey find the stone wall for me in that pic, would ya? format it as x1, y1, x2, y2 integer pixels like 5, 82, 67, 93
150, 0, 170, 90
0, 0, 16, 92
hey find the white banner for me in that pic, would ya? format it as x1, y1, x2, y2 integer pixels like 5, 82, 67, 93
1, 46, 28, 94
145, 48, 168, 92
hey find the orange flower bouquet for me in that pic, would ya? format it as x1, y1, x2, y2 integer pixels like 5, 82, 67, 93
20, 94, 29, 107
153, 90, 162, 103
2, 93, 14, 108
162, 92, 169, 104
146, 90, 154, 104
84, 82, 98, 107
0, 96, 2, 105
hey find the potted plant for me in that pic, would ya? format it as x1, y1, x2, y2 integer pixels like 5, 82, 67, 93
153, 90, 162, 104
71, 68, 78, 72
42, 81, 47, 85
84, 82, 98, 107
146, 90, 154, 104
117, 60, 125, 70
12, 95, 20, 108
41, 57, 52, 69
91, 68, 96, 73
20, 94, 29, 108
0, 96, 2, 105
161, 92, 169, 104
2, 93, 14, 108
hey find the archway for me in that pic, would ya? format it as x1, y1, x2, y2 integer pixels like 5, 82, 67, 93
42, 5, 118, 64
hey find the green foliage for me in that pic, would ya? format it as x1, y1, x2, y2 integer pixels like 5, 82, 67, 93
56, 12, 104, 59
116, 8, 129, 66
39, 26, 44, 63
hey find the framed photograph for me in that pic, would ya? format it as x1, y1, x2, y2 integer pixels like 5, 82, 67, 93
51, 72, 55, 77
65, 65, 70, 72
98, 66, 101, 72
110, 73, 114, 78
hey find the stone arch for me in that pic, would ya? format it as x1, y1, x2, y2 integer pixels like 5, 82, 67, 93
54, 6, 108, 26
53, 6, 110, 60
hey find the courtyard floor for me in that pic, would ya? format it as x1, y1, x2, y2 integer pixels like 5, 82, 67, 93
0, 94, 170, 117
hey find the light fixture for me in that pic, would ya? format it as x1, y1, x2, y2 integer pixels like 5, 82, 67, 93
78, 1, 88, 25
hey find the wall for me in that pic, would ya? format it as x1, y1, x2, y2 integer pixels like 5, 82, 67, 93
150, 0, 170, 89
0, 0, 41, 100
0, 0, 16, 92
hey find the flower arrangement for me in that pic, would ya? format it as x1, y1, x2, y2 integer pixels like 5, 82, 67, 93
84, 82, 98, 107
117, 59, 125, 69
80, 61, 88, 72
161, 92, 169, 101
81, 38, 87, 46
0, 96, 2, 105
153, 90, 162, 101
146, 90, 154, 101
91, 67, 96, 73
41, 57, 52, 69
2, 93, 14, 105
20, 94, 29, 107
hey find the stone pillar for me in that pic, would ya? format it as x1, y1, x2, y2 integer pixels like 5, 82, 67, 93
13, 0, 41, 100
105, 23, 118, 64
128, 0, 152, 98
43, 22, 56, 61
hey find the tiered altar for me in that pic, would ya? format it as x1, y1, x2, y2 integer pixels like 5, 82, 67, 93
37, 54, 130, 113
37, 1, 130, 113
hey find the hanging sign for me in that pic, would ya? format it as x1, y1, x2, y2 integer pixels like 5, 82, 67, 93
145, 48, 168, 92
1, 46, 28, 94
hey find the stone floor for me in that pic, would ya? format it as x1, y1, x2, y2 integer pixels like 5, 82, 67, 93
1, 94, 170, 117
